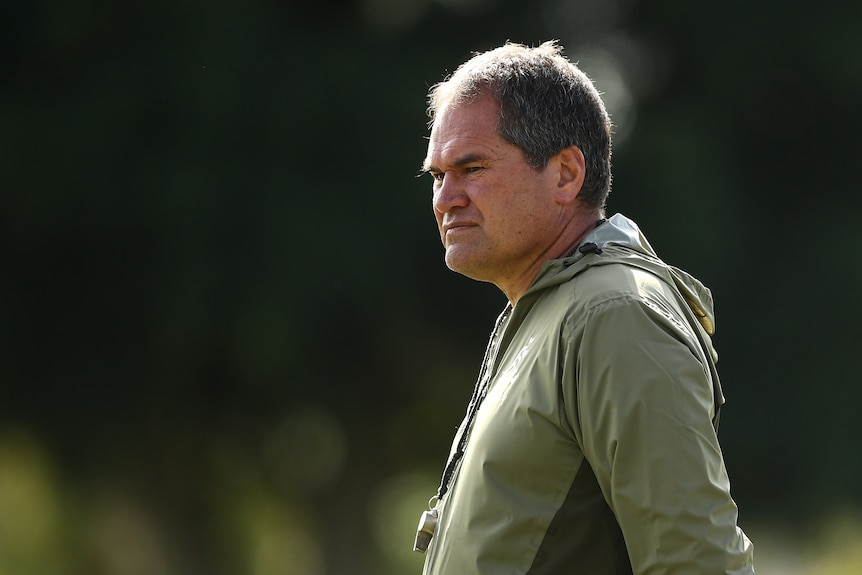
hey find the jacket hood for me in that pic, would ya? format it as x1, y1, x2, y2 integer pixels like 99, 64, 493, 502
529, 213, 717, 336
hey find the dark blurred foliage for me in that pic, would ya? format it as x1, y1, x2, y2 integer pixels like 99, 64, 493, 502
2, 0, 861, 572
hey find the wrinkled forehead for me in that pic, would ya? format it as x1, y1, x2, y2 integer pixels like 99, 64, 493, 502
431, 95, 499, 137
430, 76, 496, 124
430, 92, 499, 135
424, 96, 505, 170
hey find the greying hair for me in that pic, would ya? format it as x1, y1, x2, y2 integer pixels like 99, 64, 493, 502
427, 41, 613, 210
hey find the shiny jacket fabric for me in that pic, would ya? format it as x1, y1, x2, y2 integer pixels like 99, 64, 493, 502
421, 214, 755, 575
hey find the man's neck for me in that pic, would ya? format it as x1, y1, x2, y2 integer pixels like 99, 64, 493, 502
504, 211, 605, 306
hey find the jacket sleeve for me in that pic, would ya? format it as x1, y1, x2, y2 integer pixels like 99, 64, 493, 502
566, 294, 754, 574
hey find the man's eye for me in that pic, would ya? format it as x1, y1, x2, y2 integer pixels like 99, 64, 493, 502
464, 166, 483, 174
432, 172, 445, 182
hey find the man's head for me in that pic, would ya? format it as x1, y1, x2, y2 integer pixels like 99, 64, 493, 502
423, 41, 613, 303
427, 41, 612, 211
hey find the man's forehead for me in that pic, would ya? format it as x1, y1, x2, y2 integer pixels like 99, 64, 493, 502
425, 100, 502, 168
433, 96, 498, 128
424, 133, 503, 171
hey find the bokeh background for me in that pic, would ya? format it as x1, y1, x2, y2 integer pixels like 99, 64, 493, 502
2, 0, 862, 573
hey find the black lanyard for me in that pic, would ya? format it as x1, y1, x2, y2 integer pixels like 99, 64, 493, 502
432, 305, 512, 503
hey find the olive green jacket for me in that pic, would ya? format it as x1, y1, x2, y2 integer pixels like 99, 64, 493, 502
421, 214, 754, 575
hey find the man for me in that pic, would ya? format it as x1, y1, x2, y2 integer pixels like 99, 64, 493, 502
414, 41, 755, 574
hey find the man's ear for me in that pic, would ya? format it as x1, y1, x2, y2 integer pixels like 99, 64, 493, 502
554, 145, 586, 205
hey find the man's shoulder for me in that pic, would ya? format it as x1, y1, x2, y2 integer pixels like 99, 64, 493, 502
524, 258, 689, 343
559, 257, 675, 308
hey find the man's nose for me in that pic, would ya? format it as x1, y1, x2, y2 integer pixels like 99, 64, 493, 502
433, 174, 469, 214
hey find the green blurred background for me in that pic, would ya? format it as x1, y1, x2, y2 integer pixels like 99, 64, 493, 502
2, 0, 861, 573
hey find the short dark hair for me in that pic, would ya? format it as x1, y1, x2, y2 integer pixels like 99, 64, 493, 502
427, 41, 613, 210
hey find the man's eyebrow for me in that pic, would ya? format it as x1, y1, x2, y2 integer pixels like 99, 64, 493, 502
421, 152, 488, 174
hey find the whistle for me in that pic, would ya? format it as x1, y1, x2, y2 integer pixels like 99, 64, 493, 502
413, 508, 439, 553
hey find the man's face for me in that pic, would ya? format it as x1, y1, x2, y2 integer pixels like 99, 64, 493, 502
424, 96, 563, 289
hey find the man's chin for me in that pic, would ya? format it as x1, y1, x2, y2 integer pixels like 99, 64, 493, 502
445, 250, 487, 281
